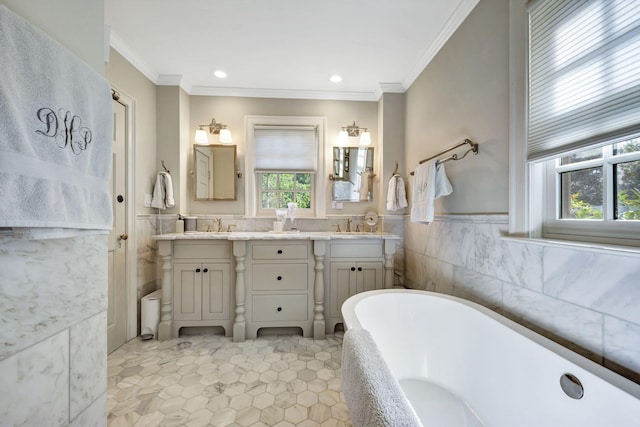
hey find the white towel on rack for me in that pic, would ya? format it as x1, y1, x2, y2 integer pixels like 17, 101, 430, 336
410, 161, 453, 224
151, 172, 175, 210
0, 4, 113, 237
386, 175, 408, 211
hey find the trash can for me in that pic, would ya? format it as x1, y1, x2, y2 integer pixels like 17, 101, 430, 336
140, 289, 162, 340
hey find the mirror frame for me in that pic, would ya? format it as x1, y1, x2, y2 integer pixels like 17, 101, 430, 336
193, 144, 237, 201
331, 146, 374, 202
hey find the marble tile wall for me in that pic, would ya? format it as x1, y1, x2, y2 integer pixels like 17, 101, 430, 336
403, 215, 640, 384
0, 234, 108, 426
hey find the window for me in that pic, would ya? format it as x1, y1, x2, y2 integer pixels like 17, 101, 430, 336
244, 116, 326, 217
527, 0, 640, 245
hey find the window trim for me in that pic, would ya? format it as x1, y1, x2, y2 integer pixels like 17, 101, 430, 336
244, 115, 326, 218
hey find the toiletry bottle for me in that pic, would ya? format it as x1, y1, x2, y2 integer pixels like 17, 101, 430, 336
175, 214, 184, 233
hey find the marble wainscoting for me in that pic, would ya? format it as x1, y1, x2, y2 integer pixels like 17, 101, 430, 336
0, 234, 108, 426
403, 215, 640, 384
136, 214, 160, 332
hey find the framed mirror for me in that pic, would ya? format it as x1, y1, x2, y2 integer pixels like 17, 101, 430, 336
193, 144, 237, 200
332, 147, 374, 202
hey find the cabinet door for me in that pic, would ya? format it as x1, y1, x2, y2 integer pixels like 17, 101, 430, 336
329, 262, 357, 318
356, 261, 383, 294
202, 263, 231, 320
173, 263, 202, 321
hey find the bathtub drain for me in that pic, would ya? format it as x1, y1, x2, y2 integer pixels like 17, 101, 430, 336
560, 373, 584, 399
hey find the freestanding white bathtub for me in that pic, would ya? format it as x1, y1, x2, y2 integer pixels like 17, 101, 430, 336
342, 289, 640, 427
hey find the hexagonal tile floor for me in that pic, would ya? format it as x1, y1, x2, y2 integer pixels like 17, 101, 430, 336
107, 333, 351, 427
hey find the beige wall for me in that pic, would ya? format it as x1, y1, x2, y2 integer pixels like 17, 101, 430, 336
105, 48, 158, 214
404, 0, 509, 214
187, 96, 379, 216
379, 93, 406, 216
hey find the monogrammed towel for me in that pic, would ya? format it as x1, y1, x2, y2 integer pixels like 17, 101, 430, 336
0, 4, 113, 236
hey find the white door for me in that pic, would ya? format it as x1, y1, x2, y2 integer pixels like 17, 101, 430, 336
107, 94, 128, 353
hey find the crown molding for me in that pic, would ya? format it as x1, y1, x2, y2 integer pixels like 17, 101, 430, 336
108, 30, 159, 84
157, 74, 183, 86
402, 0, 480, 90
190, 85, 379, 102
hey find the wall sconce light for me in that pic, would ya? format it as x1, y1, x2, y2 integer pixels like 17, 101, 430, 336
195, 118, 233, 144
338, 121, 371, 146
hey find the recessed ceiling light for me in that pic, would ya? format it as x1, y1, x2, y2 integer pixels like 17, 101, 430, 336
214, 70, 227, 79
330, 75, 342, 83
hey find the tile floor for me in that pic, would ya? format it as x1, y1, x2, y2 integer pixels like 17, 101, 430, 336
107, 332, 352, 427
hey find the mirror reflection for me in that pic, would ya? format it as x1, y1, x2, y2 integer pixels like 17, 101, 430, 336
193, 144, 237, 200
332, 147, 374, 202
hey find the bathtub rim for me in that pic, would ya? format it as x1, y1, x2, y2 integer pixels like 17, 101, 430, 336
341, 288, 640, 400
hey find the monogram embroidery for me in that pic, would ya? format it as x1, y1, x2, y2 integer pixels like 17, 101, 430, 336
35, 108, 92, 155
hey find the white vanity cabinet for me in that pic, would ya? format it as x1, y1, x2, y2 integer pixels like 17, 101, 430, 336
245, 241, 314, 339
326, 240, 390, 333
171, 241, 233, 336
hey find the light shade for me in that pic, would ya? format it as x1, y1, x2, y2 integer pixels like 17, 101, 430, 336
195, 129, 208, 144
359, 131, 371, 146
218, 128, 233, 144
337, 130, 349, 146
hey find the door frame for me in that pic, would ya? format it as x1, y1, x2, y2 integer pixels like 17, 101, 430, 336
111, 85, 138, 341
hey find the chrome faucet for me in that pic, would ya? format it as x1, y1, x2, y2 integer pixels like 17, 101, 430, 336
213, 218, 222, 232
346, 218, 352, 232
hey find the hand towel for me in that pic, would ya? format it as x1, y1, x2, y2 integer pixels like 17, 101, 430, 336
151, 172, 175, 210
359, 170, 371, 201
386, 176, 408, 211
342, 328, 422, 427
0, 5, 113, 237
410, 160, 453, 224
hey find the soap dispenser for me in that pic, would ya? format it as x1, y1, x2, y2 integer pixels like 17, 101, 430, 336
175, 214, 184, 233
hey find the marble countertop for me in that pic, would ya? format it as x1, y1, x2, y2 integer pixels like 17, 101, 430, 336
153, 231, 400, 241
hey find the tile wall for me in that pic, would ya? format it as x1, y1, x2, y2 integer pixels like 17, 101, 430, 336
403, 214, 640, 384
0, 234, 108, 426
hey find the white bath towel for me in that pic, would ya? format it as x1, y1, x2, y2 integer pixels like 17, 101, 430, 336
342, 328, 422, 427
410, 160, 453, 224
386, 175, 408, 211
151, 172, 175, 210
0, 5, 113, 236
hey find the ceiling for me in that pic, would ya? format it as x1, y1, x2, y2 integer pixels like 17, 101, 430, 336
105, 0, 479, 101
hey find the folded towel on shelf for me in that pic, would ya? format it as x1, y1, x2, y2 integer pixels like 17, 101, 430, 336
342, 328, 422, 427
0, 5, 113, 238
410, 160, 453, 224
386, 175, 408, 211
151, 172, 175, 210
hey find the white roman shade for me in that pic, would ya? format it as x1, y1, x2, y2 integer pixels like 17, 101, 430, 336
527, 0, 640, 162
253, 126, 318, 171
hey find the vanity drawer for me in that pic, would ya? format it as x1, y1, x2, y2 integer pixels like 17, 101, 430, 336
252, 263, 308, 291
331, 242, 383, 258
252, 243, 308, 260
252, 294, 308, 322
174, 242, 231, 259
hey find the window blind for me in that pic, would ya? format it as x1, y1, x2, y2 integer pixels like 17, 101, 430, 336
253, 126, 318, 171
527, 0, 640, 162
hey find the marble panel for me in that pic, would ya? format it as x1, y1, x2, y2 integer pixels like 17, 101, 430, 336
0, 234, 107, 360
136, 215, 157, 254
70, 311, 108, 419
426, 220, 474, 268
137, 249, 156, 292
451, 266, 502, 309
0, 330, 69, 426
427, 258, 453, 295
543, 247, 640, 325
502, 283, 604, 355
403, 218, 429, 256
403, 250, 427, 289
69, 392, 107, 427
603, 316, 640, 383
474, 223, 543, 291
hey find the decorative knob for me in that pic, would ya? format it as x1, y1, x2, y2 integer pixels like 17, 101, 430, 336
203, 268, 208, 273
277, 276, 282, 281
277, 307, 282, 312
277, 249, 283, 254
119, 233, 128, 241
351, 267, 356, 271
358, 267, 362, 271
195, 268, 201, 273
